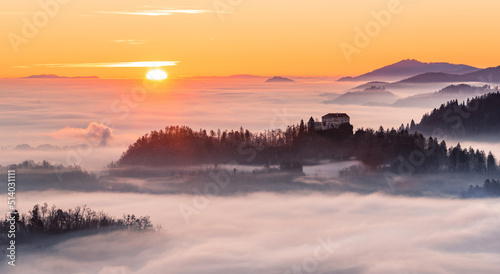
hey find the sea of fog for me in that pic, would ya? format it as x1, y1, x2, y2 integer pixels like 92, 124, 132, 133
0, 76, 445, 171
2, 77, 500, 273
3, 191, 499, 274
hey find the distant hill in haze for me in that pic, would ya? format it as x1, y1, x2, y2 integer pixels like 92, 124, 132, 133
13, 143, 95, 151
412, 92, 500, 138
393, 84, 497, 108
325, 86, 397, 106
346, 81, 389, 91
337, 59, 479, 82
265, 76, 295, 83
398, 65, 500, 84
21, 74, 99, 79
328, 83, 499, 109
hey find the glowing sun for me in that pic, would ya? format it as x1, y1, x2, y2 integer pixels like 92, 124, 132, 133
146, 69, 168, 81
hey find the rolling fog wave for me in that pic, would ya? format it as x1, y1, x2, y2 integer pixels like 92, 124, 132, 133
6, 191, 500, 273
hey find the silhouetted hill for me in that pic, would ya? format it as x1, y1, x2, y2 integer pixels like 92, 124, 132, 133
398, 66, 500, 83
393, 84, 497, 108
337, 59, 479, 82
114, 122, 497, 176
325, 86, 397, 105
14, 144, 34, 150
412, 92, 500, 137
0, 160, 103, 192
347, 81, 389, 91
461, 65, 500, 83
265, 76, 295, 82
397, 72, 461, 83
0, 203, 154, 245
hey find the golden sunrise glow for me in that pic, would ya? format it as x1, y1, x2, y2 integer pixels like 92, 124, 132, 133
2, 0, 500, 78
146, 69, 168, 81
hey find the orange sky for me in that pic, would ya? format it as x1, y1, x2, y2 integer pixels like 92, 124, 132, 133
2, 0, 500, 79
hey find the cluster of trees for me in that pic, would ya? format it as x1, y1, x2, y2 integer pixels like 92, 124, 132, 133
114, 122, 498, 175
249, 161, 304, 174
412, 92, 500, 137
466, 179, 500, 198
0, 203, 154, 240
115, 123, 311, 167
0, 160, 102, 192
279, 161, 304, 172
448, 145, 498, 173
5, 160, 62, 170
339, 165, 368, 178
353, 128, 497, 173
114, 123, 356, 168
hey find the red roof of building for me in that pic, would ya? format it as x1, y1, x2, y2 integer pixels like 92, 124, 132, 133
322, 113, 349, 118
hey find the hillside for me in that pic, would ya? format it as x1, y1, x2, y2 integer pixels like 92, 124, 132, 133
412, 92, 500, 137
265, 76, 295, 82
346, 81, 389, 91
337, 59, 479, 82
393, 84, 497, 108
114, 123, 496, 176
325, 86, 398, 105
399, 65, 500, 83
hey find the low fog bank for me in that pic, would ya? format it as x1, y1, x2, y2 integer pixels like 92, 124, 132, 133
0, 146, 125, 174
1, 160, 496, 198
5, 191, 500, 273
104, 167, 496, 198
0, 77, 446, 161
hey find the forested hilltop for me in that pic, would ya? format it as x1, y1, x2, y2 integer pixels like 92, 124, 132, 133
0, 160, 103, 192
466, 179, 500, 198
115, 122, 498, 175
411, 92, 500, 138
0, 203, 155, 245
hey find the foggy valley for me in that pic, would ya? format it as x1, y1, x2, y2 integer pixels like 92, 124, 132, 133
2, 1, 500, 272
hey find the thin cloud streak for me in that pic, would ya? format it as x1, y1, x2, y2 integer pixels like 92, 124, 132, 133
14, 61, 178, 69
94, 9, 212, 16
111, 39, 147, 45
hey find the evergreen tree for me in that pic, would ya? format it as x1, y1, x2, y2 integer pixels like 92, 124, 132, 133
487, 152, 498, 172
410, 119, 416, 131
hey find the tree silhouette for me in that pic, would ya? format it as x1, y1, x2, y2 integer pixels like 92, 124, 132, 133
413, 92, 500, 137
110, 121, 496, 176
0, 203, 155, 241
487, 152, 498, 172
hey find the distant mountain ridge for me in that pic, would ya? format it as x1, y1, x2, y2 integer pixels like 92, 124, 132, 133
338, 59, 480, 82
266, 76, 295, 83
393, 84, 497, 108
324, 86, 397, 106
327, 84, 498, 108
398, 65, 500, 83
